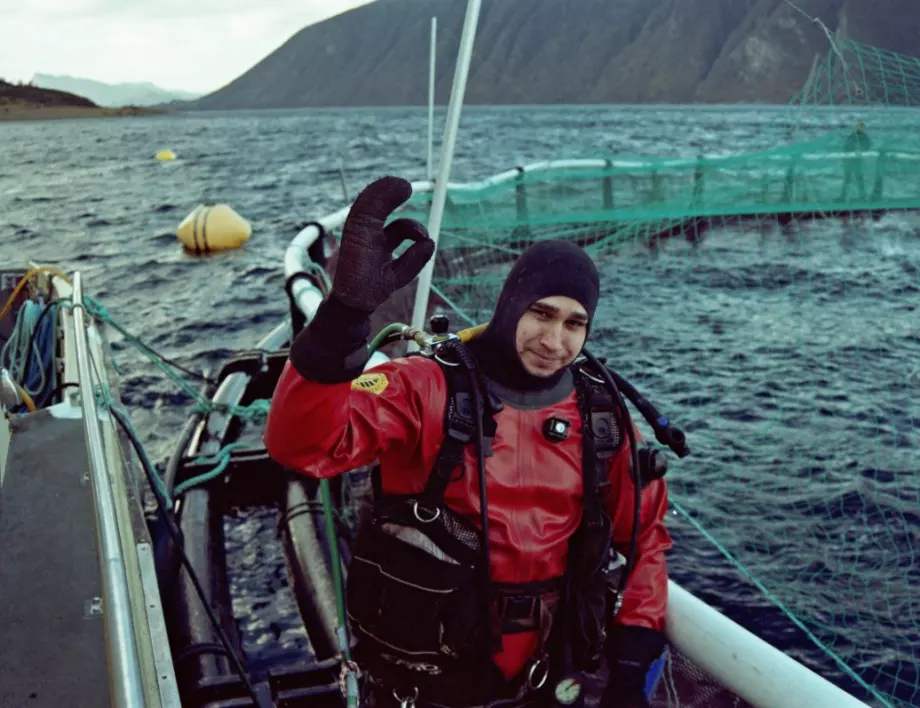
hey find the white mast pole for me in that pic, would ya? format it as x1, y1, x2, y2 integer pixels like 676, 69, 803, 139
410, 0, 482, 335
427, 17, 437, 181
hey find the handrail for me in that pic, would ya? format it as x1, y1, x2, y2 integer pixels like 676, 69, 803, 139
667, 581, 870, 708
72, 271, 147, 708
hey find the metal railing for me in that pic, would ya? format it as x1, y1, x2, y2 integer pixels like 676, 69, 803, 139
71, 271, 147, 708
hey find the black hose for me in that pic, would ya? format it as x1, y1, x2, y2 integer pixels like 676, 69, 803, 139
107, 405, 272, 708
472, 364, 492, 674
446, 339, 494, 700
581, 348, 642, 601
607, 370, 690, 459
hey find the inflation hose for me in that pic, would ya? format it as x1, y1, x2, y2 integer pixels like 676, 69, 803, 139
606, 369, 690, 459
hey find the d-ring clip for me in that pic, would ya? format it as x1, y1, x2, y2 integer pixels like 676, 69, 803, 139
412, 500, 441, 523
527, 657, 550, 690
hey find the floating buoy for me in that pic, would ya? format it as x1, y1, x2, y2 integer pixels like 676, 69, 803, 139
177, 204, 251, 254
156, 149, 176, 161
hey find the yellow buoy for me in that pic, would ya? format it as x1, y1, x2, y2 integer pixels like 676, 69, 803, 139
156, 149, 177, 161
176, 204, 252, 254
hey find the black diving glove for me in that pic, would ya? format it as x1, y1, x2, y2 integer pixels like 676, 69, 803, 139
601, 625, 667, 708
290, 176, 434, 383
332, 175, 434, 313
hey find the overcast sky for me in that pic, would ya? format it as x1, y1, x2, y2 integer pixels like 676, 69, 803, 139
0, 0, 373, 94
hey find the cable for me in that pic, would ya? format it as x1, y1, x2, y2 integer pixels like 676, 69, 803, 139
444, 338, 494, 701
0, 266, 70, 324
107, 403, 270, 708
1, 299, 51, 407
782, 0, 848, 68
20, 300, 57, 407
86, 346, 269, 707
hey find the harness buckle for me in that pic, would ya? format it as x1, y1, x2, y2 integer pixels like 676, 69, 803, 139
498, 595, 538, 622
393, 686, 419, 708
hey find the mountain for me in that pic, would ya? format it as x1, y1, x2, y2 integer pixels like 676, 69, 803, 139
186, 0, 920, 109
1, 79, 96, 108
31, 74, 200, 107
1, 79, 161, 121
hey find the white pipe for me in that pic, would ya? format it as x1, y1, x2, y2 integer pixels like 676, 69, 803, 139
285, 206, 350, 324
409, 0, 483, 335
427, 17, 437, 181
666, 581, 871, 708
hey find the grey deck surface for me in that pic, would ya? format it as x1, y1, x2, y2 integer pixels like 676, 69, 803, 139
0, 408, 110, 708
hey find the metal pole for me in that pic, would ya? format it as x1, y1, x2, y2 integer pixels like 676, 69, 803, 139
410, 0, 482, 334
72, 272, 146, 708
427, 17, 438, 181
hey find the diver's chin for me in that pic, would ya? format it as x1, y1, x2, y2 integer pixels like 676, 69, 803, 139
522, 352, 564, 377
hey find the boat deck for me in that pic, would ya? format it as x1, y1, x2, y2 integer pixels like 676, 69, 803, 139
0, 406, 110, 708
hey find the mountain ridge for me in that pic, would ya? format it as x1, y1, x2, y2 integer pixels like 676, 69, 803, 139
32, 74, 200, 107
0, 78, 162, 121
182, 0, 919, 109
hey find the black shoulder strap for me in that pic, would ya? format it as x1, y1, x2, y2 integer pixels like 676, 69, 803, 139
574, 364, 623, 529
423, 358, 475, 503
423, 354, 620, 516
422, 351, 499, 505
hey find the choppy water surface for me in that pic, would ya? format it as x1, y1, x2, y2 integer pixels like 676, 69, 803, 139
1, 105, 917, 706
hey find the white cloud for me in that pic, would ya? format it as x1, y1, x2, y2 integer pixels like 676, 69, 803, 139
0, 0, 373, 93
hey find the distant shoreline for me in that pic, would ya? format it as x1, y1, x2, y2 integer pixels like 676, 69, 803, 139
0, 103, 165, 122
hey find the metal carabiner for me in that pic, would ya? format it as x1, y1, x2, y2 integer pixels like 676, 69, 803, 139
393, 687, 419, 708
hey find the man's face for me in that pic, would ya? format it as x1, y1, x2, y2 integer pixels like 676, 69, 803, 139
515, 296, 589, 377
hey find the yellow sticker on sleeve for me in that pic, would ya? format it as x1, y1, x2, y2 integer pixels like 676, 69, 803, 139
350, 372, 389, 395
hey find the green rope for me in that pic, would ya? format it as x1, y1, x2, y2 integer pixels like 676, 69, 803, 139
669, 499, 894, 707
64, 296, 269, 421
67, 294, 276, 504
174, 441, 253, 498
93, 382, 173, 506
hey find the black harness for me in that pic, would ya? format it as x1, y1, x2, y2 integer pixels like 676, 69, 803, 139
346, 343, 652, 708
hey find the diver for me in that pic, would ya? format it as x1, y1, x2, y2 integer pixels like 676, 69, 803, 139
265, 176, 672, 708
840, 120, 871, 201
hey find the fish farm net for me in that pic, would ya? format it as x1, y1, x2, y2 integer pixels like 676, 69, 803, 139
384, 38, 920, 708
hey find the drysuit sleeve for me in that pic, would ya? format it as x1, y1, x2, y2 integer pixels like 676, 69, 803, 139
605, 434, 671, 678
263, 297, 446, 479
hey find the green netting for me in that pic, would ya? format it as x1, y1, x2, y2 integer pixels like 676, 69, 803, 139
392, 39, 920, 326
384, 37, 919, 708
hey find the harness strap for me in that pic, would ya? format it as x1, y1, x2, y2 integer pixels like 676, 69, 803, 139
423, 352, 499, 506
422, 360, 477, 504
574, 367, 620, 529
